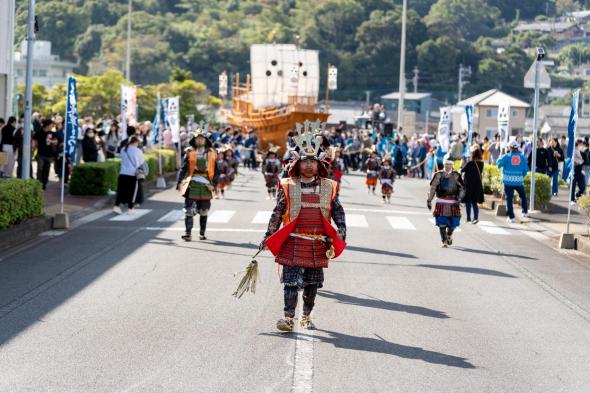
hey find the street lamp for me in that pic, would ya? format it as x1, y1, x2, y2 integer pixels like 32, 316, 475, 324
397, 0, 408, 133
125, 0, 132, 83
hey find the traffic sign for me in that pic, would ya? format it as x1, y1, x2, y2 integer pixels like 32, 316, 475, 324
524, 61, 551, 89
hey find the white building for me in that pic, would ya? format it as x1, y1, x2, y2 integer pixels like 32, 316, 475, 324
0, 0, 16, 119
14, 40, 77, 90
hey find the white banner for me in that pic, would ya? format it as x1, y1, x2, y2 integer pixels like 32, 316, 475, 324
497, 102, 510, 149
437, 106, 451, 152
219, 72, 228, 97
121, 85, 137, 136
166, 96, 180, 143
328, 66, 338, 91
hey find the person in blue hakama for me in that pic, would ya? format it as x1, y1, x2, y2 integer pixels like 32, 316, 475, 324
427, 154, 465, 247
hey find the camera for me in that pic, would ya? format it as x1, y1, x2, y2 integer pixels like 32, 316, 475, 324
536, 47, 546, 61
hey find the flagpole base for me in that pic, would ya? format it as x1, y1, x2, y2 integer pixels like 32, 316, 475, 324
559, 233, 576, 250
53, 213, 70, 229
495, 204, 507, 217
156, 176, 167, 189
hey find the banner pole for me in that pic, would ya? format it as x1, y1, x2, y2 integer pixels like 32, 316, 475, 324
60, 76, 70, 215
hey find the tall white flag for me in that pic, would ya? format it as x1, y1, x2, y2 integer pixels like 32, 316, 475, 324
437, 106, 451, 152
497, 103, 510, 149
166, 97, 180, 143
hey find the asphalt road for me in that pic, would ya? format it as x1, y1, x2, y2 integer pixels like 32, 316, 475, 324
1, 170, 590, 393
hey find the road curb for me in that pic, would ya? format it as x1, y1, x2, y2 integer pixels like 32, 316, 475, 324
0, 174, 176, 254
0, 216, 53, 253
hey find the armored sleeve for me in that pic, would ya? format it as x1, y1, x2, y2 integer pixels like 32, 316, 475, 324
428, 172, 440, 203
331, 195, 347, 241
177, 155, 189, 185
264, 187, 286, 240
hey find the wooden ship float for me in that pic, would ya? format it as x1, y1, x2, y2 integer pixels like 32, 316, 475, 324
223, 44, 330, 152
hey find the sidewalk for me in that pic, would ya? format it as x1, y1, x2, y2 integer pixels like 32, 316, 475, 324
529, 191, 588, 236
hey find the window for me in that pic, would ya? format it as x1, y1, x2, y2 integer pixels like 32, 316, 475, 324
584, 96, 590, 105
512, 110, 518, 117
38, 69, 47, 77
486, 108, 497, 118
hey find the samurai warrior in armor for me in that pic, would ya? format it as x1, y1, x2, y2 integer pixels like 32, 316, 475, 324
215, 148, 230, 199
365, 151, 381, 194
379, 156, 396, 204
263, 146, 282, 200
261, 121, 347, 332
427, 154, 465, 247
224, 147, 240, 186
177, 128, 219, 241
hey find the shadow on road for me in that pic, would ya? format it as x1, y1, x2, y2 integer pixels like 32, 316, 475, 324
261, 330, 475, 369
318, 290, 450, 319
454, 247, 537, 260
416, 264, 517, 278
345, 245, 417, 259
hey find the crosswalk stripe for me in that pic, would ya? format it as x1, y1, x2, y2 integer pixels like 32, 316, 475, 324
158, 210, 184, 222
109, 209, 151, 221
208, 210, 236, 223
347, 214, 369, 228
478, 220, 510, 235
347, 207, 430, 215
252, 211, 272, 224
386, 216, 416, 230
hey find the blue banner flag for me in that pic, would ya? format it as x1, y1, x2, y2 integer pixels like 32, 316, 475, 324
64, 76, 79, 163
464, 104, 474, 158
151, 93, 161, 145
563, 90, 580, 182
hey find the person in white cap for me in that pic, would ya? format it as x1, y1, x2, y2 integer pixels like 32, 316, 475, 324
497, 139, 529, 223
427, 154, 465, 247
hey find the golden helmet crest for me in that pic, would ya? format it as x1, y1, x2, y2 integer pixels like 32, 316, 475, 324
293, 120, 326, 158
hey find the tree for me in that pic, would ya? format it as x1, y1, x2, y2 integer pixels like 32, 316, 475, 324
425, 0, 504, 41
31, 2, 90, 61
558, 44, 590, 68
353, 8, 427, 95
556, 0, 580, 15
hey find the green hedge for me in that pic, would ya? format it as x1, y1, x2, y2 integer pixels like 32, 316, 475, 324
144, 149, 177, 173
69, 150, 178, 195
524, 172, 552, 210
69, 159, 120, 195
0, 179, 45, 229
482, 165, 503, 196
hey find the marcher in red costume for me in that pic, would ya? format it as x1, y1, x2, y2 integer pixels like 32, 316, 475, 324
261, 121, 347, 332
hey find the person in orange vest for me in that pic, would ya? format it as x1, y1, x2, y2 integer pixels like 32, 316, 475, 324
177, 128, 218, 241
261, 121, 347, 332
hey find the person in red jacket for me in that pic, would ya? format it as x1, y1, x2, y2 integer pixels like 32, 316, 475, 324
261, 121, 347, 332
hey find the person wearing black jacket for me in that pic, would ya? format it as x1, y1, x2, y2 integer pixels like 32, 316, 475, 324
33, 119, 59, 189
527, 137, 550, 174
461, 147, 485, 224
547, 137, 564, 196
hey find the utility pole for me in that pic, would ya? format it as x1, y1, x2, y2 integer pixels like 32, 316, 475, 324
412, 66, 419, 93
365, 90, 370, 110
22, 0, 35, 180
529, 48, 546, 212
125, 0, 132, 83
458, 64, 472, 103
397, 0, 407, 132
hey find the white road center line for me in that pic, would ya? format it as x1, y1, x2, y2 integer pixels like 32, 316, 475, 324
386, 216, 416, 230
292, 303, 313, 393
252, 211, 272, 224
158, 210, 185, 222
478, 220, 510, 235
208, 210, 236, 223
346, 214, 369, 228
109, 209, 151, 221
